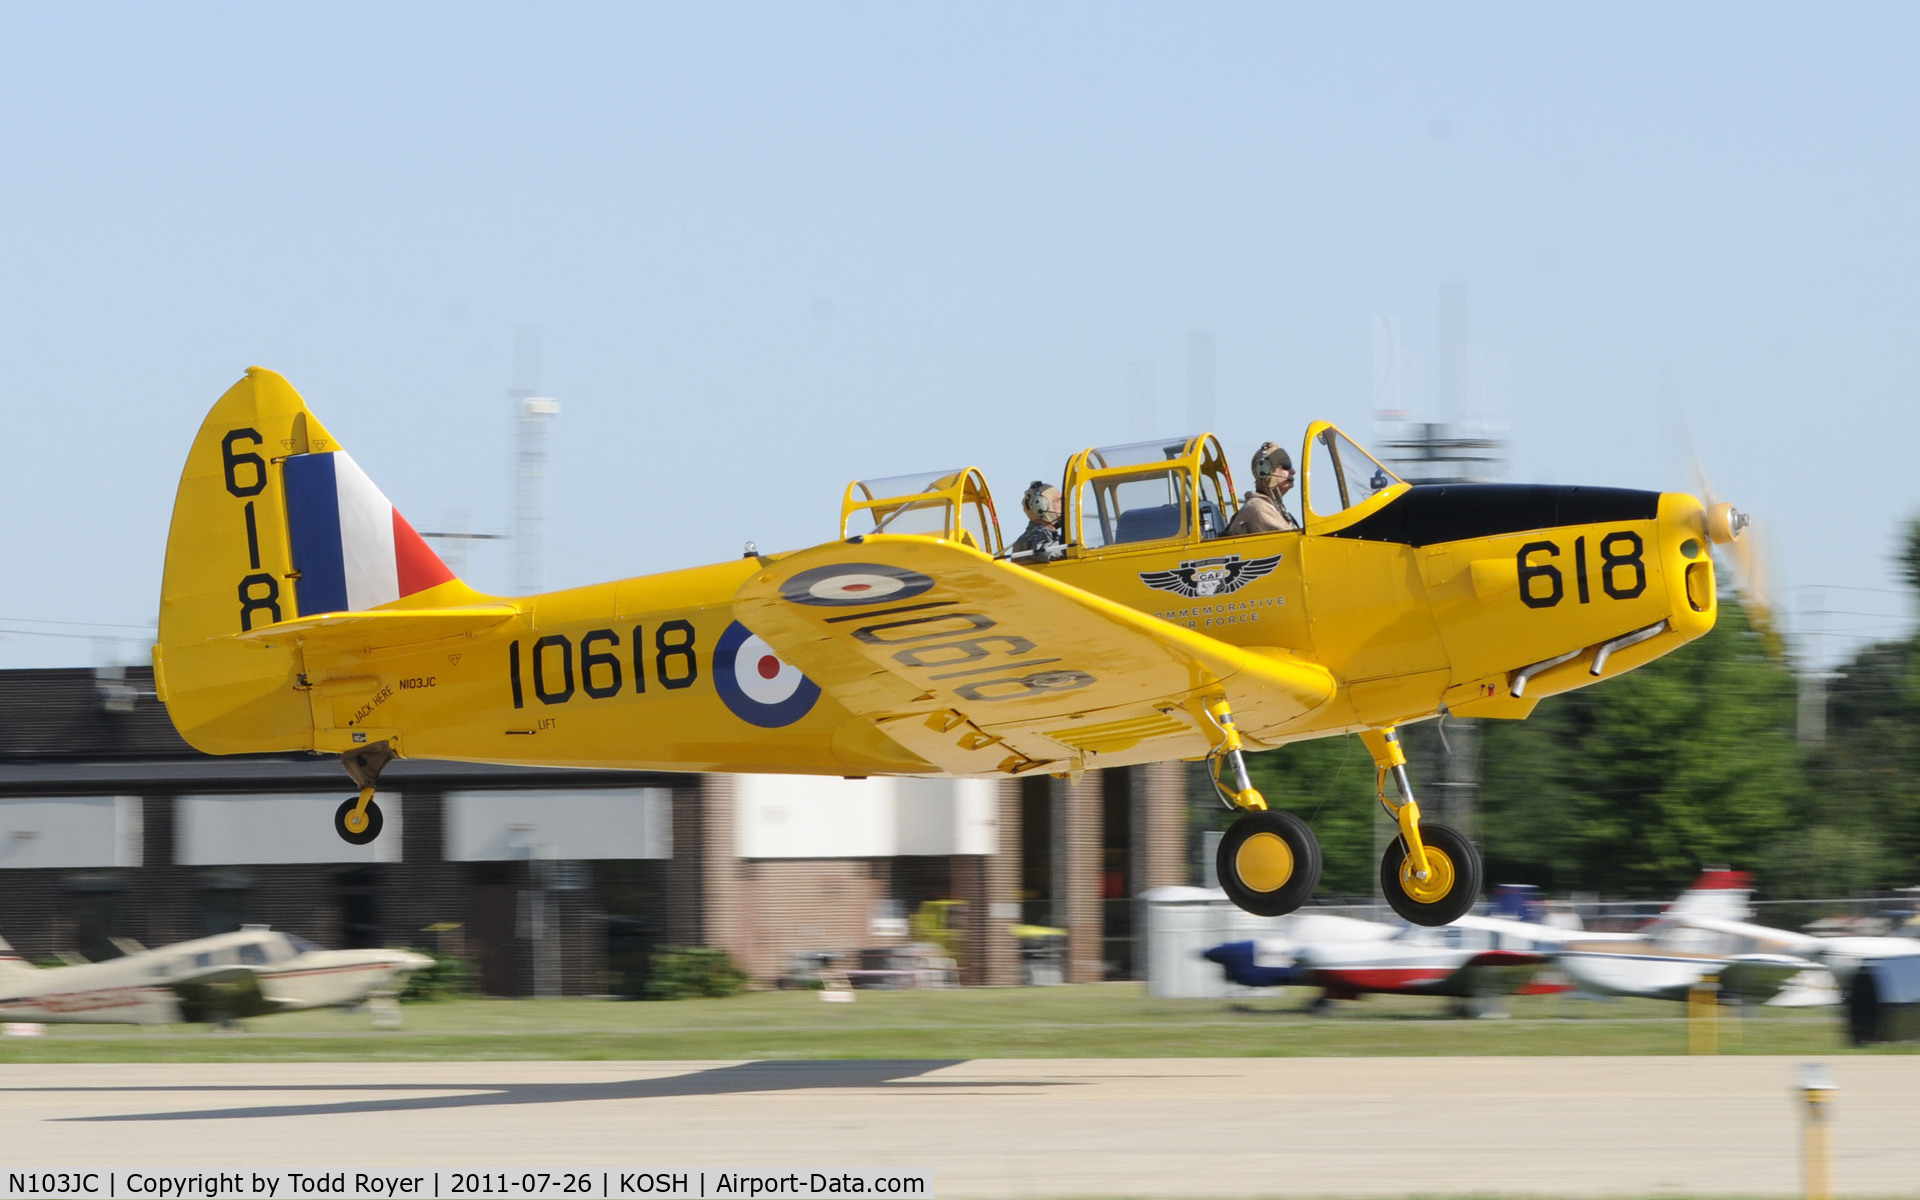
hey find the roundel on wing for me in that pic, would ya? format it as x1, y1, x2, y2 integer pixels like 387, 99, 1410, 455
715, 621, 821, 728
779, 562, 934, 607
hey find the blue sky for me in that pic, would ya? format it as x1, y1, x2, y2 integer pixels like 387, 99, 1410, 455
2, 3, 1915, 668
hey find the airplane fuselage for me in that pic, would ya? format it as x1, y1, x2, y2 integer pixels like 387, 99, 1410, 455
0, 931, 426, 1024
163, 484, 1710, 781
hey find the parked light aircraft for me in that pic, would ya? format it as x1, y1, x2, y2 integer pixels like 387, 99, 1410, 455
0, 927, 430, 1025
1458, 870, 1824, 1005
156, 369, 1743, 925
1208, 924, 1558, 1014
1204, 892, 1567, 1011
1205, 874, 1829, 1009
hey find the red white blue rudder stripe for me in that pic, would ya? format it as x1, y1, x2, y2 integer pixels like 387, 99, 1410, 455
283, 451, 454, 616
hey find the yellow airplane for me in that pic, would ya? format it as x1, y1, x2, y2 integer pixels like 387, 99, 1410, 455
154, 368, 1740, 927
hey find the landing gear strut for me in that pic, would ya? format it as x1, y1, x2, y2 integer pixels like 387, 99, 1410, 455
1361, 726, 1481, 926
1204, 698, 1323, 917
334, 740, 395, 846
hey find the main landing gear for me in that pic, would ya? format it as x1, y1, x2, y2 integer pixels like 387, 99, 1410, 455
1205, 700, 1322, 917
1361, 726, 1482, 927
1206, 706, 1481, 927
334, 741, 395, 846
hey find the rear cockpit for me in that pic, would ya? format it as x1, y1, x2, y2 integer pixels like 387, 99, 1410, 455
1062, 435, 1237, 549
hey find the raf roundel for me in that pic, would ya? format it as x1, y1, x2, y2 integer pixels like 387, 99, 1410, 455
715, 621, 822, 728
779, 562, 935, 607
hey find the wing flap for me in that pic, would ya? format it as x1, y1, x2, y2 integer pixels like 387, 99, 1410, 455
735, 536, 1335, 773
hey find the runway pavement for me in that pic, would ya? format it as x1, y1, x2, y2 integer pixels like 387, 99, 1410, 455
2, 1057, 1918, 1196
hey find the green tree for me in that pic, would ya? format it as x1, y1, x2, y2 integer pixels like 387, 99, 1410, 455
1477, 598, 1799, 896
1793, 514, 1920, 892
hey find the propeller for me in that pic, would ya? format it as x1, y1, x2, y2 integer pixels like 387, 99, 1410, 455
1693, 458, 1780, 657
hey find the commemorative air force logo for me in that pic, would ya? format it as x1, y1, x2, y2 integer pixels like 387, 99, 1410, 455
1138, 554, 1282, 599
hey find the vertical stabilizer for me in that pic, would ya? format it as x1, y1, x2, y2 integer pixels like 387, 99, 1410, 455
1668, 869, 1755, 923
155, 368, 466, 755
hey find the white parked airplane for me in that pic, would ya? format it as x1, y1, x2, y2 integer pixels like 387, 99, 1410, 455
1456, 870, 1826, 1005
0, 925, 432, 1025
1289, 924, 1557, 1011
1204, 903, 1559, 1013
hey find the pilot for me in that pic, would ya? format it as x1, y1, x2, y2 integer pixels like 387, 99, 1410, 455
1224, 441, 1301, 536
1011, 481, 1065, 560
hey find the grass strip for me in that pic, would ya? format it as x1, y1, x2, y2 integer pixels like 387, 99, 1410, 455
0, 984, 1909, 1062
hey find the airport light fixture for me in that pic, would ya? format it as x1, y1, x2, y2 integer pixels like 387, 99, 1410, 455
1795, 1062, 1836, 1200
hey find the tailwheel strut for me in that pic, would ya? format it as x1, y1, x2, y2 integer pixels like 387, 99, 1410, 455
1204, 697, 1323, 917
1361, 725, 1482, 927
335, 740, 396, 846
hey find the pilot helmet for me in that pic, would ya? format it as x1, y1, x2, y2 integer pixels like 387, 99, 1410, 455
1022, 481, 1062, 524
1251, 441, 1293, 480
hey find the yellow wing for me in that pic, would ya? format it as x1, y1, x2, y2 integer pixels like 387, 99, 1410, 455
733, 535, 1335, 775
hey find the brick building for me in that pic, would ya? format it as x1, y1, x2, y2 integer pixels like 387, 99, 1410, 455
0, 667, 1197, 993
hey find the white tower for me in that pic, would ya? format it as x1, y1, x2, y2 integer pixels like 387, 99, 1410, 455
509, 326, 559, 595
514, 395, 560, 594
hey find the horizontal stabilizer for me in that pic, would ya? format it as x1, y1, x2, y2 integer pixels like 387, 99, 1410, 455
233, 605, 519, 653
1673, 912, 1822, 953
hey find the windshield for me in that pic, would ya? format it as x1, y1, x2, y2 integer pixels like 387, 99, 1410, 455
1306, 427, 1401, 518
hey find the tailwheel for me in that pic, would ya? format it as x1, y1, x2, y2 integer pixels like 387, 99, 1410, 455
1217, 810, 1322, 917
334, 791, 384, 846
1379, 821, 1481, 926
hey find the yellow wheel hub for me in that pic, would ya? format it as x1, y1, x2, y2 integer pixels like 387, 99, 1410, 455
1235, 831, 1295, 893
343, 808, 370, 834
1398, 844, 1456, 904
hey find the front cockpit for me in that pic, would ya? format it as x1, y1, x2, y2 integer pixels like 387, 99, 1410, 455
1301, 422, 1408, 523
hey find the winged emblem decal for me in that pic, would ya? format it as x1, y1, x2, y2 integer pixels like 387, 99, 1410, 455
1138, 554, 1282, 599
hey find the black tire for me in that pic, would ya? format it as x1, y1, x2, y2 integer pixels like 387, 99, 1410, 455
1217, 810, 1322, 917
334, 796, 384, 845
1379, 821, 1481, 926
